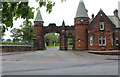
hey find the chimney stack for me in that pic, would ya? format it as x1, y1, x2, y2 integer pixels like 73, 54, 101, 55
92, 14, 94, 19
114, 9, 118, 17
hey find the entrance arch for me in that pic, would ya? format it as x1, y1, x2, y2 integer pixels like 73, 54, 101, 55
44, 33, 60, 49
33, 22, 75, 50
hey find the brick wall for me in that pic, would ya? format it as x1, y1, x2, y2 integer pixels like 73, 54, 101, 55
74, 17, 89, 50
88, 10, 116, 50
1, 46, 34, 52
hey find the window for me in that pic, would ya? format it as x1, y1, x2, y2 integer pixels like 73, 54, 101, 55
90, 36, 93, 46
76, 20, 78, 23
80, 19, 84, 22
116, 37, 119, 46
103, 37, 106, 45
100, 22, 104, 30
98, 37, 102, 46
111, 37, 113, 46
98, 36, 106, 46
78, 39, 80, 46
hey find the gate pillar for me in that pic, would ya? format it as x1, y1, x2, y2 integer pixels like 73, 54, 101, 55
60, 34, 67, 50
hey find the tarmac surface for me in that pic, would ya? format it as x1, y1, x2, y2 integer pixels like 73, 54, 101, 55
1, 48, 119, 75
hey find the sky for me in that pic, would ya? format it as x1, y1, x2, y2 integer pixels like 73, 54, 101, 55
3, 0, 120, 40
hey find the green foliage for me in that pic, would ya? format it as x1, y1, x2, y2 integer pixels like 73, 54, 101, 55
1, 44, 32, 46
47, 46, 59, 48
6, 39, 11, 42
68, 38, 73, 48
1, 2, 34, 32
10, 19, 34, 43
1, 0, 66, 32
0, 26, 5, 41
37, 0, 66, 13
10, 28, 21, 42
45, 33, 59, 46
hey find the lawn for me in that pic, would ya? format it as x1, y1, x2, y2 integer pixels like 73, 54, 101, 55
46, 45, 73, 48
0, 44, 33, 46
46, 46, 59, 48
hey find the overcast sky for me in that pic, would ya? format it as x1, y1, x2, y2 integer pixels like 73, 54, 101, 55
4, 0, 120, 39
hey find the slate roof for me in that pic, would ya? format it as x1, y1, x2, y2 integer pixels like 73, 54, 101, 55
75, 0, 88, 18
108, 16, 120, 28
34, 8, 43, 21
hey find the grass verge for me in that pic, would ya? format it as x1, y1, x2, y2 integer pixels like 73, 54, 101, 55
0, 45, 33, 46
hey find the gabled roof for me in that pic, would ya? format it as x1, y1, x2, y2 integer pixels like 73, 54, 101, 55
88, 9, 116, 30
75, 0, 88, 18
34, 8, 43, 21
108, 16, 120, 28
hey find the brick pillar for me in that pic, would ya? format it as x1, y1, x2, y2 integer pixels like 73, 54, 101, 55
72, 37, 75, 50
37, 35, 45, 50
60, 33, 67, 50
33, 21, 45, 50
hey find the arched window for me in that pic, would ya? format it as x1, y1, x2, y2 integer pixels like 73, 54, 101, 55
100, 22, 104, 30
90, 36, 93, 46
78, 39, 80, 46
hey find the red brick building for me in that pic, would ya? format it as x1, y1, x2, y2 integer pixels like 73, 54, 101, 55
33, 0, 120, 50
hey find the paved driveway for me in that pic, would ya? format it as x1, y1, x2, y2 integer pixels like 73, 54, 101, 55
1, 48, 118, 75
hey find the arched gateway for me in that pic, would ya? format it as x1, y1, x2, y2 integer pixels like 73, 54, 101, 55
33, 20, 75, 50
33, 0, 89, 51
33, 0, 120, 51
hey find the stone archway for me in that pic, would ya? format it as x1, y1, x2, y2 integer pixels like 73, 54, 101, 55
33, 22, 75, 50
44, 33, 60, 49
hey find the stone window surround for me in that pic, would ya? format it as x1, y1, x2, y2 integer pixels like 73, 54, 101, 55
116, 37, 119, 46
100, 22, 104, 30
98, 36, 106, 46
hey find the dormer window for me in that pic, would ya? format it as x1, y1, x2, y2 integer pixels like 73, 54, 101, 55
80, 19, 84, 22
100, 22, 104, 30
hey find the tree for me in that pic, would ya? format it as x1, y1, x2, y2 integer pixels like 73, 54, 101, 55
2, 38, 5, 42
10, 19, 34, 43
1, 0, 66, 32
6, 39, 11, 42
45, 33, 59, 46
1, 2, 34, 32
0, 26, 5, 41
19, 19, 34, 43
37, 0, 66, 13
10, 28, 21, 42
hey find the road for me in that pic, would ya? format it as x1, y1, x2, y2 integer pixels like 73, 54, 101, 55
1, 48, 118, 75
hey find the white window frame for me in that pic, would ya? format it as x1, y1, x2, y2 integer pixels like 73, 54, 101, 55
100, 22, 104, 30
98, 36, 106, 46
98, 37, 102, 46
103, 37, 106, 46
116, 37, 119, 46
90, 36, 93, 46
111, 37, 113, 46
78, 39, 80, 46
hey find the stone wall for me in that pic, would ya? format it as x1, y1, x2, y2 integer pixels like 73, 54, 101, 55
1, 46, 34, 52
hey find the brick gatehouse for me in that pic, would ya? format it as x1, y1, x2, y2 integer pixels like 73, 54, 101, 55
33, 0, 120, 51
